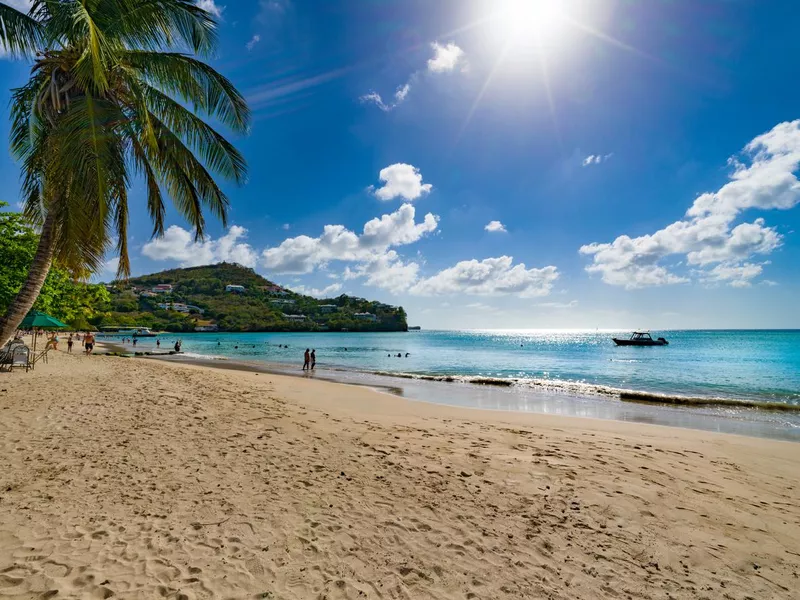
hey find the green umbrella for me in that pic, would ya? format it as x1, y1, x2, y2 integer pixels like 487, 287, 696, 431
19, 311, 68, 369
19, 311, 68, 330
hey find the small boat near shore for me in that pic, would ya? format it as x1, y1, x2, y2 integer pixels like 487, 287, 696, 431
118, 327, 158, 338
613, 331, 669, 346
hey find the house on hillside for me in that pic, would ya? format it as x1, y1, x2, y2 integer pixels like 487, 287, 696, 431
354, 312, 378, 322
152, 284, 173, 294
319, 305, 338, 313
225, 284, 246, 294
270, 298, 295, 306
157, 302, 205, 315
260, 285, 288, 296
283, 313, 306, 322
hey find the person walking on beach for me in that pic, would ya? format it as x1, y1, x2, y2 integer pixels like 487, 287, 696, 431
67, 334, 73, 353
84, 332, 95, 355
310, 349, 316, 370
303, 348, 310, 371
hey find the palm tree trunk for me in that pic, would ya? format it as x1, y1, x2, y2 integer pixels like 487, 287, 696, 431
0, 211, 56, 347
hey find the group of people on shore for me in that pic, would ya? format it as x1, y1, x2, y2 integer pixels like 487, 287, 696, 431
44, 332, 95, 355
303, 348, 316, 371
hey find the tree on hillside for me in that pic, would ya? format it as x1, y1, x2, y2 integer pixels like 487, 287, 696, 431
0, 0, 250, 346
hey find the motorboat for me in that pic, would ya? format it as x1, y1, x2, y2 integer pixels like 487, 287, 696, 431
612, 331, 668, 346
118, 327, 158, 338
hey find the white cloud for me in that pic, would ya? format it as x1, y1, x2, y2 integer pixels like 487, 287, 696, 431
287, 283, 342, 298
410, 256, 559, 297
360, 82, 415, 112
102, 256, 120, 275
465, 302, 498, 312
282, 223, 290, 230
537, 300, 579, 309
246, 34, 261, 51
197, 0, 224, 17
372, 163, 432, 201
581, 120, 800, 289
362, 41, 465, 112
142, 225, 258, 268
343, 252, 421, 295
582, 153, 613, 167
427, 42, 465, 73
261, 203, 438, 274
703, 262, 764, 288
484, 220, 507, 233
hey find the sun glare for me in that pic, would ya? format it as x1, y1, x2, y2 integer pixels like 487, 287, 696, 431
497, 0, 568, 46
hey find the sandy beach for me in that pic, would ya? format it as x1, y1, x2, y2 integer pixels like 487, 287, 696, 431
0, 350, 798, 599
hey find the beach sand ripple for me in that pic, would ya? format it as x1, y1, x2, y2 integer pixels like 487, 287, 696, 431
0, 352, 798, 599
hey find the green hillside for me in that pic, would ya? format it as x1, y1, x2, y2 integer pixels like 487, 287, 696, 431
102, 263, 408, 333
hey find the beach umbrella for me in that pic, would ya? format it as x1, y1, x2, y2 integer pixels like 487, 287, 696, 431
19, 311, 68, 330
19, 311, 68, 368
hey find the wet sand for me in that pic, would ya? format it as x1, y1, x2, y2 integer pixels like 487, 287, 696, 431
0, 350, 798, 599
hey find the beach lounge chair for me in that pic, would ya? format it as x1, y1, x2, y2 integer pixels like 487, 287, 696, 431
0, 342, 31, 372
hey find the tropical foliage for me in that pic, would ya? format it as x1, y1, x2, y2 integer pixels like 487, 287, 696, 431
0, 0, 249, 346
0, 203, 110, 329
103, 263, 409, 333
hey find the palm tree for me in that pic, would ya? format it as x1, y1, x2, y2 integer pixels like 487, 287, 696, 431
0, 0, 250, 346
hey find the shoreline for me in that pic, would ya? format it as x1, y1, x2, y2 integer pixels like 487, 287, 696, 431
140, 351, 800, 442
1, 350, 798, 599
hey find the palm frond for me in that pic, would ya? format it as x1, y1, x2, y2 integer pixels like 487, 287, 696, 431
97, 0, 217, 55
122, 50, 250, 133
136, 81, 247, 183
0, 2, 43, 56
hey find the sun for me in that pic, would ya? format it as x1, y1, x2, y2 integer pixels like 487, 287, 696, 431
495, 0, 568, 47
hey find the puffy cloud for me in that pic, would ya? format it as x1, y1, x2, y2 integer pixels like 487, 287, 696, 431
343, 252, 421, 295
427, 42, 465, 73
582, 153, 612, 167
261, 203, 438, 274
581, 120, 800, 289
142, 225, 258, 268
484, 220, 507, 233
410, 256, 559, 297
287, 283, 342, 298
197, 0, 224, 17
372, 163, 432, 201
246, 34, 261, 51
703, 262, 764, 288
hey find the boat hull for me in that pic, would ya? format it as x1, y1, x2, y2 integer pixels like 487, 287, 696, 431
613, 338, 668, 346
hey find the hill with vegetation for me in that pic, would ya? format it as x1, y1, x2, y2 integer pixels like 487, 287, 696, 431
102, 263, 408, 333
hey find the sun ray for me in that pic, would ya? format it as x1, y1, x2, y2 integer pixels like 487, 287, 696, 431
458, 38, 513, 141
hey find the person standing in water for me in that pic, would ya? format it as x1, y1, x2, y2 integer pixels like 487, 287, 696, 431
156, 339, 161, 348
310, 349, 316, 370
303, 348, 310, 371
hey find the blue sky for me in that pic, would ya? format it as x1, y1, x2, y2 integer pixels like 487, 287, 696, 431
2, 0, 800, 329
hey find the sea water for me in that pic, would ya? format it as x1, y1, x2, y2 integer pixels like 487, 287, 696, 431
113, 330, 800, 440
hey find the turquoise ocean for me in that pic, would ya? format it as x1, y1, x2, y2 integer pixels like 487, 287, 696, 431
111, 329, 800, 440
